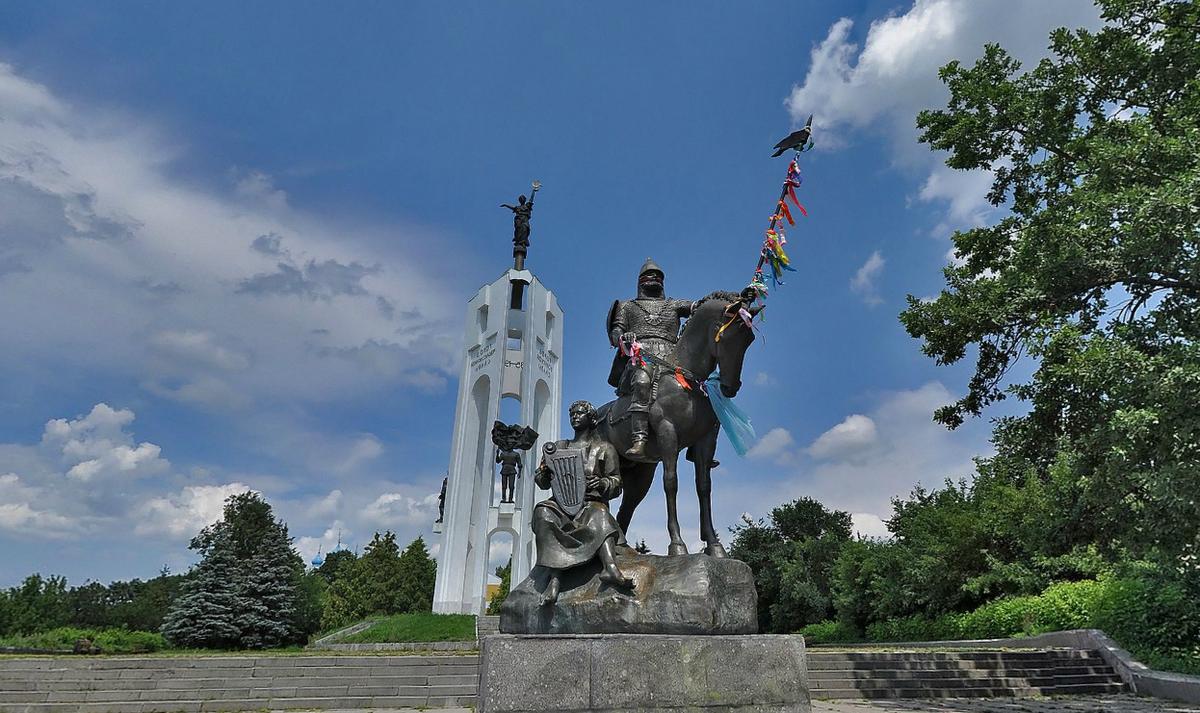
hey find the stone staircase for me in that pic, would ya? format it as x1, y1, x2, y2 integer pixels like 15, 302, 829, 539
808, 649, 1127, 699
0, 653, 478, 712
0, 646, 1132, 710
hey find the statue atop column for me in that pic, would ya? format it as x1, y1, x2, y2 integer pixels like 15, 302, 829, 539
532, 400, 634, 605
501, 180, 541, 270
491, 422, 538, 504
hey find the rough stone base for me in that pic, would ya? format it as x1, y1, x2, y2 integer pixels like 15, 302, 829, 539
500, 552, 757, 635
480, 633, 810, 712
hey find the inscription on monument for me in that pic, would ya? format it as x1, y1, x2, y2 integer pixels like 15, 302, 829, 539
471, 344, 497, 372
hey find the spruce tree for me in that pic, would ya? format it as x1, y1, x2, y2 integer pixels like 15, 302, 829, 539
161, 491, 304, 648
396, 536, 437, 613
161, 530, 242, 648
235, 530, 301, 648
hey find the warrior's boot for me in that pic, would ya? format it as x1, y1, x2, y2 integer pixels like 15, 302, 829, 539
627, 411, 649, 458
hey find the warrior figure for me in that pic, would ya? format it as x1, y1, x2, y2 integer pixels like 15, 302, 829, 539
491, 422, 539, 504
532, 400, 634, 605
606, 258, 694, 457
436, 476, 448, 523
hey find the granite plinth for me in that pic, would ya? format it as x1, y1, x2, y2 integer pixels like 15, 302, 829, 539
480, 633, 810, 712
500, 552, 757, 635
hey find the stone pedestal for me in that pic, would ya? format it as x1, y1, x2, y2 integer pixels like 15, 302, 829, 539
480, 633, 810, 712
500, 552, 757, 635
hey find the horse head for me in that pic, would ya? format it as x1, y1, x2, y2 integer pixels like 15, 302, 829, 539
680, 291, 762, 398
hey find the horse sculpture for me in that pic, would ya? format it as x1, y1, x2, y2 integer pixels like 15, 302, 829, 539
595, 291, 760, 558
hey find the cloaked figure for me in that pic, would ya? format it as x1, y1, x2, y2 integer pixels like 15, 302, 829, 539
532, 400, 634, 606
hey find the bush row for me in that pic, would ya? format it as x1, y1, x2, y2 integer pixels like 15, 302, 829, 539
0, 627, 168, 653
800, 567, 1200, 676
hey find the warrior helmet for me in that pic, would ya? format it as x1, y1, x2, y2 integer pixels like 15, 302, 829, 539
639, 257, 664, 278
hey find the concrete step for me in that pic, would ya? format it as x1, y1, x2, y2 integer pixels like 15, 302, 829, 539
0, 683, 480, 704
810, 673, 1122, 690
0, 673, 479, 692
806, 656, 1106, 671
807, 665, 1114, 680
813, 681, 1128, 700
0, 694, 478, 712
0, 663, 480, 679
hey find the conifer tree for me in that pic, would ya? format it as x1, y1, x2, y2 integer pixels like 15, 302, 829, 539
161, 530, 242, 648
162, 491, 304, 648
396, 536, 437, 613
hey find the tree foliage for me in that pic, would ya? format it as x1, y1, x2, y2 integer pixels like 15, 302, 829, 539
321, 532, 437, 629
901, 0, 1200, 559
0, 570, 184, 638
486, 558, 511, 615
729, 498, 852, 633
161, 491, 309, 649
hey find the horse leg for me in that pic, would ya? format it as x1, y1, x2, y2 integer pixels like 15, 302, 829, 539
658, 424, 688, 556
615, 460, 654, 546
693, 426, 727, 558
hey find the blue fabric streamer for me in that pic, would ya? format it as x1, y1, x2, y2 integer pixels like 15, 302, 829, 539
705, 371, 757, 456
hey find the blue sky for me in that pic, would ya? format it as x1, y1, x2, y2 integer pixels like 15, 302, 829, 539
0, 1, 1101, 586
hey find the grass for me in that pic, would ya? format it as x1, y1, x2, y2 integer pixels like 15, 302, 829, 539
339, 613, 476, 643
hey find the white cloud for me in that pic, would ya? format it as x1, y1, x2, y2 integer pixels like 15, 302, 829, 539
752, 371, 778, 387
851, 512, 891, 539
747, 427, 796, 462
0, 62, 458, 418
807, 414, 878, 460
41, 404, 170, 482
148, 330, 251, 372
134, 483, 254, 538
296, 520, 351, 566
0, 473, 78, 536
787, 0, 1101, 234
792, 382, 989, 516
362, 491, 439, 530
307, 489, 343, 518
337, 435, 384, 474
850, 250, 885, 306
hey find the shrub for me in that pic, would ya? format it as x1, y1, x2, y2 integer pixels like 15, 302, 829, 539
1093, 561, 1200, 674
0, 627, 167, 653
797, 620, 860, 645
865, 615, 958, 643
956, 580, 1104, 639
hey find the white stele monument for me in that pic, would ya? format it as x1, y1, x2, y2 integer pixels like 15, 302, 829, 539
433, 267, 563, 614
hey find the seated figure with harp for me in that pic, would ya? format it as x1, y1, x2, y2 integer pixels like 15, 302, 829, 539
532, 400, 634, 605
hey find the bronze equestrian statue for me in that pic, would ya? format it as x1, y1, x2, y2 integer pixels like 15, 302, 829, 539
598, 263, 760, 558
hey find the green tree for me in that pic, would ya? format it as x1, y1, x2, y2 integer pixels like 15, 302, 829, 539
395, 537, 437, 613
486, 558, 511, 615
162, 491, 305, 648
901, 0, 1200, 559
321, 531, 407, 628
729, 498, 853, 633
161, 529, 243, 648
3, 574, 69, 635
315, 549, 357, 585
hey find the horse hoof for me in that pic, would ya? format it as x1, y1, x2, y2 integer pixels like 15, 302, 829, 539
705, 542, 728, 558
668, 542, 688, 556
